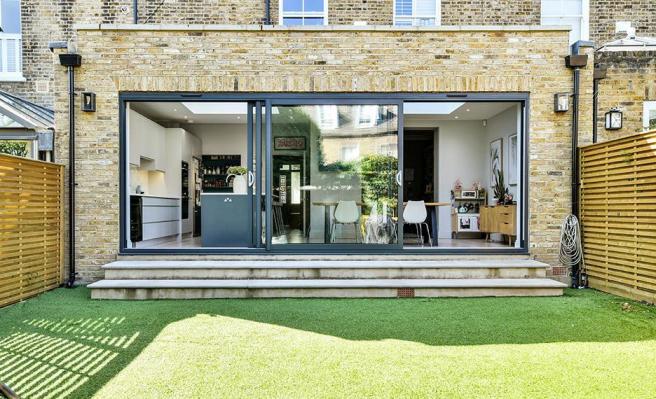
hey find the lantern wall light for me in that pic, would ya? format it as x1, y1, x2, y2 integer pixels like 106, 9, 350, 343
605, 108, 623, 130
554, 93, 570, 112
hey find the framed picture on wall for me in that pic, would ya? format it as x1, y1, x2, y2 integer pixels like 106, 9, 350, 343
508, 134, 518, 185
490, 138, 503, 187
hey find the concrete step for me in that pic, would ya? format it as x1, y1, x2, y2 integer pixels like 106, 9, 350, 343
88, 278, 567, 300
102, 259, 548, 280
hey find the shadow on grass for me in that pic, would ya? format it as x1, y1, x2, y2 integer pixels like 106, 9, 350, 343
0, 287, 654, 398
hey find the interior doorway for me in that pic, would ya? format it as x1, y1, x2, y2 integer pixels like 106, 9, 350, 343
273, 154, 307, 243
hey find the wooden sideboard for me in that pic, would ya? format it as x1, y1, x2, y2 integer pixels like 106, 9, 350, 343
480, 205, 517, 246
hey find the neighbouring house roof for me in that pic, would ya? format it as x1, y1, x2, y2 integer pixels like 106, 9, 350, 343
597, 35, 656, 52
0, 90, 54, 133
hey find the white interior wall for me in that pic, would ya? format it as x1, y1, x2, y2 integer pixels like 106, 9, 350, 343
485, 105, 520, 204
186, 124, 248, 168
434, 121, 488, 238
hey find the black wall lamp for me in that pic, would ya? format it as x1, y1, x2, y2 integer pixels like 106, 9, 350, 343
81, 92, 96, 112
605, 108, 623, 130
554, 93, 570, 112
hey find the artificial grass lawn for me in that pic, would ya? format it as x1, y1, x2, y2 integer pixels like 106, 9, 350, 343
1, 289, 655, 399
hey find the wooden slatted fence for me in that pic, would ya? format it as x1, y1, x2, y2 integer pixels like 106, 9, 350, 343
579, 130, 656, 303
0, 153, 64, 307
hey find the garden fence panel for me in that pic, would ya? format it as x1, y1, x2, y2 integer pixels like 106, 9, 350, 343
0, 154, 64, 307
579, 130, 656, 303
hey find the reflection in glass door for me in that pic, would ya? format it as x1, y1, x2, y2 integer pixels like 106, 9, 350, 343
268, 102, 401, 247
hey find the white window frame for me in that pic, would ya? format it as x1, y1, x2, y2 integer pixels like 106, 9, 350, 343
318, 105, 338, 129
540, 0, 589, 43
356, 105, 378, 128
393, 0, 441, 27
643, 101, 656, 132
340, 144, 360, 162
0, 0, 24, 82
279, 0, 328, 26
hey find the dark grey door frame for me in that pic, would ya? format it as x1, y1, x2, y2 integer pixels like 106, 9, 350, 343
118, 92, 529, 255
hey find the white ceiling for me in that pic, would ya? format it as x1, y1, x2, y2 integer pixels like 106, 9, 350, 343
130, 101, 517, 127
130, 102, 249, 124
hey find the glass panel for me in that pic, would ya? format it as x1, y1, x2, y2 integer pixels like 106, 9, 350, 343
304, 0, 325, 12
282, 17, 303, 26
1, 0, 21, 34
415, 0, 436, 16
271, 104, 399, 246
303, 17, 325, 25
126, 101, 254, 249
395, 0, 412, 16
644, 102, 656, 131
540, 0, 561, 17
282, 0, 303, 12
562, 0, 582, 15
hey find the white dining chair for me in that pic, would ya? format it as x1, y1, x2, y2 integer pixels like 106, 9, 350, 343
403, 200, 432, 247
331, 200, 360, 243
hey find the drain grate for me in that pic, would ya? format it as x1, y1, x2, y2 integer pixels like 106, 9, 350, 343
397, 288, 415, 298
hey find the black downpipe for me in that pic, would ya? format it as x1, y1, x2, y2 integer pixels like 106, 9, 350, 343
66, 65, 76, 288
264, 0, 271, 24
592, 77, 598, 143
133, 0, 139, 24
571, 67, 581, 288
60, 53, 82, 288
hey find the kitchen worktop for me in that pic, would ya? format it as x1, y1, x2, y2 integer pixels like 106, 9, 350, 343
131, 194, 180, 200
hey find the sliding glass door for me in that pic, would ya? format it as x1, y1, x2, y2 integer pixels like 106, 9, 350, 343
265, 100, 403, 249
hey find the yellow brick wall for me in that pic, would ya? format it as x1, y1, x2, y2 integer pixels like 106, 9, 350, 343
595, 51, 656, 142
54, 26, 584, 281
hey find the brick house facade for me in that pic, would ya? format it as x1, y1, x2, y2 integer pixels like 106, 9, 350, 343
0, 0, 652, 283
3, 1, 654, 110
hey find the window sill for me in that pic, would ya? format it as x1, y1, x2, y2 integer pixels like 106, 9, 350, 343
0, 74, 26, 82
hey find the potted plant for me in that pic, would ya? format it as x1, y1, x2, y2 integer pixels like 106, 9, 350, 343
227, 166, 248, 194
493, 169, 510, 205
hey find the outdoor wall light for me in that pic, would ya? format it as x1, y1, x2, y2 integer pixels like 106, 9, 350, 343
605, 108, 623, 130
554, 93, 569, 112
81, 92, 96, 112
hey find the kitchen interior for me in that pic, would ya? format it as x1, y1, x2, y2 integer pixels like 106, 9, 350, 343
127, 101, 253, 249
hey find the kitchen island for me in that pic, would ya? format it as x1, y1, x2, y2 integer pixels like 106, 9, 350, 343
200, 193, 252, 247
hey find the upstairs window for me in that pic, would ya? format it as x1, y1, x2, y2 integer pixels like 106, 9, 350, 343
0, 0, 22, 81
394, 0, 440, 27
280, 0, 327, 26
644, 101, 656, 132
541, 0, 589, 44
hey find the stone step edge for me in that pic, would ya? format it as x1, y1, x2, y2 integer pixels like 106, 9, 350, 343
103, 259, 550, 270
88, 278, 566, 290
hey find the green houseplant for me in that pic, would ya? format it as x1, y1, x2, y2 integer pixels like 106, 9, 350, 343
226, 166, 248, 194
493, 169, 510, 205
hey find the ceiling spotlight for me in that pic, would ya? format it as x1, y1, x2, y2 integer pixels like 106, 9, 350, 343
173, 108, 177, 112
466, 108, 470, 112
454, 115, 459, 119
184, 115, 188, 119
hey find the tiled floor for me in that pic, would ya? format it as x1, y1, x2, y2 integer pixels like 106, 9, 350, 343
135, 231, 510, 249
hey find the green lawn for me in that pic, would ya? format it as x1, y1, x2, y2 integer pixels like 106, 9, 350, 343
1, 288, 655, 399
